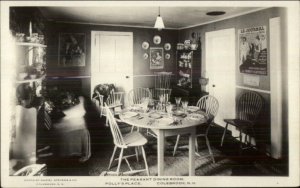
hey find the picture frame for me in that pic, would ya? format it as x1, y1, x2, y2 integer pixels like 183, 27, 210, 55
150, 47, 164, 69
238, 26, 267, 75
58, 33, 86, 67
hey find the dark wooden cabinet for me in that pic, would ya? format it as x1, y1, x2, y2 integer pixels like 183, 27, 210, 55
173, 47, 205, 105
175, 49, 201, 89
172, 86, 208, 106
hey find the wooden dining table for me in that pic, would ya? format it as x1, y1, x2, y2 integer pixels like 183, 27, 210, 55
119, 106, 208, 176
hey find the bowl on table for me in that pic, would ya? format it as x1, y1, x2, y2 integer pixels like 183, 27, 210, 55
174, 110, 185, 116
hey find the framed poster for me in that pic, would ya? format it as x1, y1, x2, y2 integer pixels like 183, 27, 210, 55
238, 26, 267, 75
58, 33, 86, 67
150, 47, 164, 69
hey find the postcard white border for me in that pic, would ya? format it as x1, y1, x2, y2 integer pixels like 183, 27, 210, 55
1, 1, 299, 187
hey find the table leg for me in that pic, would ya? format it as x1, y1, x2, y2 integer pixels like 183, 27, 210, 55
189, 130, 195, 176
157, 129, 165, 176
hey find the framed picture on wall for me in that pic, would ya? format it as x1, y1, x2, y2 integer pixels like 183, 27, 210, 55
58, 33, 86, 67
150, 47, 164, 69
238, 26, 267, 75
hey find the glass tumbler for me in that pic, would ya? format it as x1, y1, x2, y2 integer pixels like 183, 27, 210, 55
175, 97, 181, 108
182, 101, 188, 113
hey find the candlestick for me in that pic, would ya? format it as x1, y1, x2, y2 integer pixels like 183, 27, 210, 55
29, 21, 32, 36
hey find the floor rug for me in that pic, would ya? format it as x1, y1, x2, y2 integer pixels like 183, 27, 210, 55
88, 146, 236, 176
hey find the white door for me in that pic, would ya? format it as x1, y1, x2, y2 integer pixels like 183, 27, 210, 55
91, 31, 133, 106
205, 28, 236, 129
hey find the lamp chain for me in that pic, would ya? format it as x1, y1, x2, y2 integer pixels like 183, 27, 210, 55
159, 7, 160, 16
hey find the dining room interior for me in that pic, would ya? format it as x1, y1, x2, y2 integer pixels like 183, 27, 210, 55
2, 1, 299, 182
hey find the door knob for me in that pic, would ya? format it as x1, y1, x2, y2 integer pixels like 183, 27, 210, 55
126, 76, 130, 78
212, 84, 216, 87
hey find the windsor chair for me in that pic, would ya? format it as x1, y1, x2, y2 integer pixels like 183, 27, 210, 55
105, 103, 150, 176
173, 95, 219, 163
154, 72, 172, 89
220, 91, 264, 151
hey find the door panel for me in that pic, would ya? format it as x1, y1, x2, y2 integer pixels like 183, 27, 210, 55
99, 35, 115, 73
205, 28, 236, 129
91, 31, 133, 106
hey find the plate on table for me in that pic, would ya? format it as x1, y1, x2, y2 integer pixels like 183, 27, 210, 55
149, 112, 162, 119
159, 117, 173, 125
187, 106, 199, 112
128, 105, 141, 111
122, 111, 138, 118
187, 113, 205, 120
174, 110, 185, 116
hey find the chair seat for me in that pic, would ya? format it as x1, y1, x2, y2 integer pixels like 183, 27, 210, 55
224, 119, 254, 129
123, 132, 148, 147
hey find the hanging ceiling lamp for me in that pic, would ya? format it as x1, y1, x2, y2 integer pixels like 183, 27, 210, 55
154, 7, 165, 30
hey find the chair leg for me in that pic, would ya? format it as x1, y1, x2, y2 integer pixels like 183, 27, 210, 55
220, 123, 228, 146
108, 146, 117, 170
135, 147, 139, 162
205, 136, 215, 163
105, 117, 109, 126
130, 126, 135, 133
141, 146, 150, 176
251, 127, 257, 147
239, 130, 243, 154
195, 136, 199, 152
173, 135, 181, 156
116, 148, 124, 176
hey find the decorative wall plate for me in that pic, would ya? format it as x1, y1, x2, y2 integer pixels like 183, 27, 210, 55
165, 53, 170, 60
153, 35, 161, 45
164, 43, 171, 51
143, 53, 149, 60
142, 41, 149, 50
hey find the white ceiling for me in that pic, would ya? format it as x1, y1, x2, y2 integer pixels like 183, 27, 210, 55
39, 6, 265, 29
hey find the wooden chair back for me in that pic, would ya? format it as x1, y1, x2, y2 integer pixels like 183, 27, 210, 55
13, 164, 47, 176
153, 88, 172, 102
92, 91, 104, 112
197, 95, 219, 117
106, 91, 124, 107
105, 103, 125, 148
197, 95, 219, 124
127, 88, 152, 106
94, 90, 124, 115
237, 92, 264, 122
154, 72, 172, 89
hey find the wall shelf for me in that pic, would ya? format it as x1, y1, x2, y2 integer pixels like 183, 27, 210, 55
16, 75, 45, 84
16, 42, 47, 48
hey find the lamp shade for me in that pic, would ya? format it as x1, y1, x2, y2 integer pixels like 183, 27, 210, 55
154, 16, 165, 30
